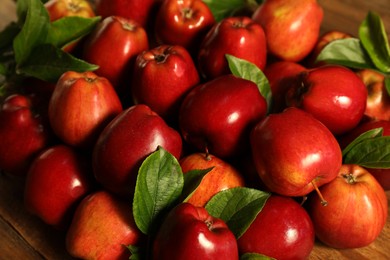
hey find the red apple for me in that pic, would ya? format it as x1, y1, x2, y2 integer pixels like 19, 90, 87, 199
179, 74, 267, 159
285, 65, 368, 135
48, 71, 123, 149
92, 104, 183, 198
197, 16, 267, 80
237, 195, 315, 260
82, 15, 149, 102
152, 202, 239, 259
306, 164, 388, 249
252, 0, 323, 62
179, 152, 245, 207
24, 144, 93, 229
0, 94, 51, 176
250, 107, 342, 197
66, 190, 145, 260
131, 45, 200, 122
154, 0, 215, 54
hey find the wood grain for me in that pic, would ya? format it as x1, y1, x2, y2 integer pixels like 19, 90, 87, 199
0, 0, 390, 259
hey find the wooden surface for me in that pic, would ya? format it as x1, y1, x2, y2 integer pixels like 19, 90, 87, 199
1, 0, 390, 259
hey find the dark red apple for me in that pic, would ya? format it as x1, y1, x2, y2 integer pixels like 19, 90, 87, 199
237, 195, 315, 260
250, 107, 342, 197
152, 202, 239, 259
179, 74, 267, 159
306, 164, 388, 249
92, 104, 183, 198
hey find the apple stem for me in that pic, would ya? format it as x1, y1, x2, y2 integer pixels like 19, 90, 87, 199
204, 146, 211, 161
311, 181, 328, 206
300, 196, 308, 206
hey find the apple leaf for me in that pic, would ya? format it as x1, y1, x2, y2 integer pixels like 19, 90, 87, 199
240, 253, 276, 260
46, 16, 101, 49
385, 76, 390, 97
133, 146, 184, 235
203, 0, 260, 22
315, 38, 376, 70
226, 54, 272, 113
181, 168, 214, 202
343, 135, 390, 169
17, 44, 98, 82
342, 127, 383, 157
205, 187, 271, 239
13, 0, 50, 66
359, 11, 390, 74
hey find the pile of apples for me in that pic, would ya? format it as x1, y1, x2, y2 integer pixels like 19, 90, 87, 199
0, 0, 389, 259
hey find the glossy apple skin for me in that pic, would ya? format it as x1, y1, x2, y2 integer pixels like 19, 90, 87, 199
82, 16, 149, 99
66, 190, 145, 260
286, 65, 368, 135
131, 45, 200, 123
179, 74, 267, 159
250, 107, 342, 197
0, 94, 51, 176
93, 104, 183, 198
198, 16, 267, 80
152, 202, 238, 259
48, 71, 123, 149
179, 153, 245, 207
238, 195, 315, 260
154, 0, 215, 54
24, 145, 93, 230
252, 0, 323, 62
338, 119, 390, 190
94, 0, 156, 28
263, 60, 307, 113
306, 164, 388, 249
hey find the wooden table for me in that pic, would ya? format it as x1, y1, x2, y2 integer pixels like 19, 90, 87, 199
1, 0, 390, 259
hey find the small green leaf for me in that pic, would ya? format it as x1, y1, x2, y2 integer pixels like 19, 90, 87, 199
342, 127, 383, 157
17, 44, 98, 82
181, 168, 214, 202
133, 146, 184, 235
13, 0, 50, 65
205, 187, 271, 239
127, 245, 143, 260
46, 16, 101, 48
316, 38, 376, 70
241, 253, 276, 260
385, 77, 390, 97
343, 136, 390, 169
16, 0, 29, 22
226, 54, 272, 113
203, 0, 248, 22
359, 11, 390, 74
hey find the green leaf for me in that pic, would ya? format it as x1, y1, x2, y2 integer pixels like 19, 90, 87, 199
181, 168, 214, 202
13, 0, 50, 65
17, 44, 98, 82
316, 38, 376, 70
16, 0, 29, 22
0, 64, 6, 76
203, 0, 248, 22
133, 146, 184, 235
359, 11, 390, 74
46, 16, 101, 48
343, 136, 390, 169
342, 127, 383, 157
226, 54, 272, 113
241, 253, 276, 260
205, 187, 271, 239
385, 77, 390, 97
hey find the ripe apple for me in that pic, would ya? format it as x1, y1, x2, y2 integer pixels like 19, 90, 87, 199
48, 71, 123, 149
154, 0, 215, 54
82, 15, 149, 103
92, 104, 183, 198
179, 74, 267, 159
237, 195, 315, 260
285, 65, 368, 135
252, 0, 323, 62
66, 190, 145, 260
179, 152, 245, 207
152, 202, 239, 259
24, 144, 93, 230
131, 45, 200, 123
250, 107, 342, 197
0, 94, 51, 176
197, 16, 267, 80
306, 164, 388, 249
